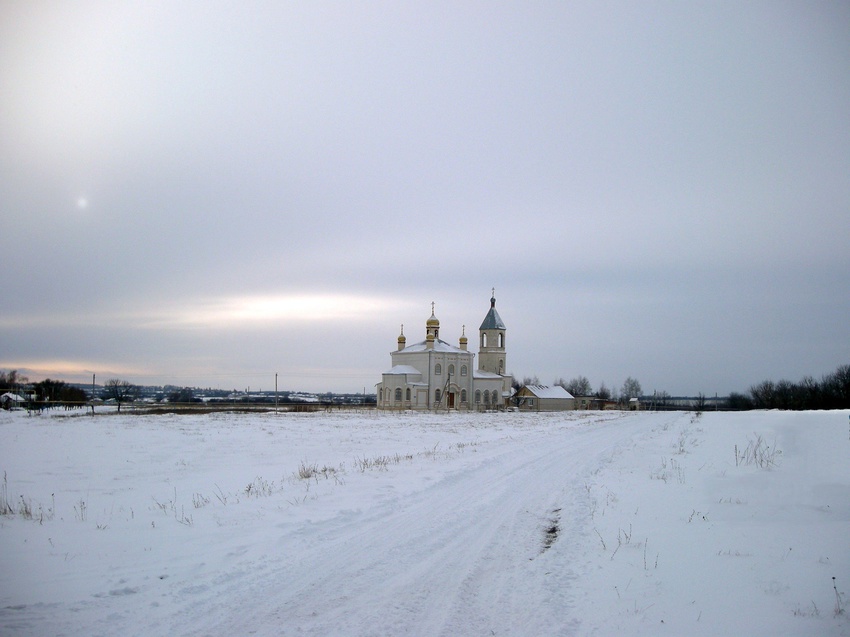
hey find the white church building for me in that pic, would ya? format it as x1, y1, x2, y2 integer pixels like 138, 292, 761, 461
376, 293, 513, 410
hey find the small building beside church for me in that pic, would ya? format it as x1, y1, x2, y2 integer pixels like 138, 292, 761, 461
574, 395, 612, 410
515, 384, 576, 411
376, 294, 513, 411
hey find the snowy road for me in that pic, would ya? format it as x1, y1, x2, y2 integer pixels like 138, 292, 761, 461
168, 413, 639, 637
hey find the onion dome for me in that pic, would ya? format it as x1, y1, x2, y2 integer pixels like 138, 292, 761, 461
426, 302, 440, 328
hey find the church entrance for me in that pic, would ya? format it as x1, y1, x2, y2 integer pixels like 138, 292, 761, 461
448, 392, 455, 409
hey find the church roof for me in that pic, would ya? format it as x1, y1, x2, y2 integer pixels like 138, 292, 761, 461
383, 365, 422, 376
479, 308, 505, 330
479, 296, 506, 330
473, 369, 503, 379
398, 338, 470, 355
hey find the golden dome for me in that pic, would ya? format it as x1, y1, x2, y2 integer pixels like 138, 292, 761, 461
426, 301, 439, 326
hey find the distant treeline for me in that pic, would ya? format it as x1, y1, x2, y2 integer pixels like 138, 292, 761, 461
728, 364, 850, 410
0, 376, 89, 410
1, 370, 377, 411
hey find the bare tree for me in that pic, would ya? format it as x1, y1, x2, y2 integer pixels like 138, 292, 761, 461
102, 379, 138, 413
822, 364, 850, 409
0, 369, 28, 390
749, 380, 775, 409
727, 392, 754, 410
594, 382, 611, 401
571, 375, 592, 396
510, 376, 522, 392
556, 375, 592, 397
693, 392, 706, 413
620, 377, 642, 404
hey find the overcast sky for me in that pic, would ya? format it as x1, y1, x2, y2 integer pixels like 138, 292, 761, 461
1, 1, 848, 396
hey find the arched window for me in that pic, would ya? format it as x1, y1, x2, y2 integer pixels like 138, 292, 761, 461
498, 333, 504, 348
484, 390, 490, 404
448, 364, 455, 376
499, 359, 504, 372
405, 387, 411, 401
461, 389, 467, 403
475, 390, 481, 403
435, 389, 441, 404
394, 388, 402, 402
481, 333, 487, 348
460, 365, 467, 377
435, 364, 442, 375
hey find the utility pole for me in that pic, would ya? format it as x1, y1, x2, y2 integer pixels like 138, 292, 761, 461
275, 373, 279, 413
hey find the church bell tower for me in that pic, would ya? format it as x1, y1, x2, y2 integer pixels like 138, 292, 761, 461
478, 290, 506, 375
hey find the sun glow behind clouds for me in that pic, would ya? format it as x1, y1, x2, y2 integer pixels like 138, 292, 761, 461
3, 359, 150, 385
0, 294, 411, 331
151, 293, 410, 328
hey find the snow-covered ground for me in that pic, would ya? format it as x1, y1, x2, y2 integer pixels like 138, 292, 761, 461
0, 408, 847, 636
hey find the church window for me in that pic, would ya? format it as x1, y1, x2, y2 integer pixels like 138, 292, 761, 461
484, 390, 490, 404
435, 363, 442, 375
460, 365, 467, 376
394, 388, 402, 402
448, 364, 455, 376
405, 387, 411, 401
461, 389, 467, 403
499, 359, 504, 372
481, 333, 487, 347
474, 390, 481, 403
435, 389, 441, 404
498, 333, 504, 348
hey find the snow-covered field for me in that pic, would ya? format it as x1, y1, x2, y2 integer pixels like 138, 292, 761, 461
1, 408, 847, 636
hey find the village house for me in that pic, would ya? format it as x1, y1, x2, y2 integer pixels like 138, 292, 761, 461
0, 392, 27, 410
514, 384, 576, 411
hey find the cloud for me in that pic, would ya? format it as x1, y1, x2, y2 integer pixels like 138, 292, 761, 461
1, 3, 848, 395
0, 293, 414, 330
